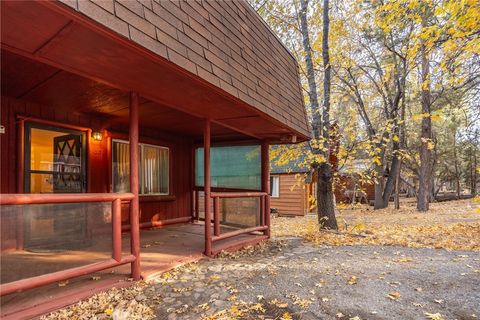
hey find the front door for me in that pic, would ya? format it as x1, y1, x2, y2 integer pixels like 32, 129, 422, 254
53, 133, 83, 193
24, 123, 87, 250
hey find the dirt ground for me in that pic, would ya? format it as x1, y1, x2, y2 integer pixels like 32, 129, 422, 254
41, 199, 480, 320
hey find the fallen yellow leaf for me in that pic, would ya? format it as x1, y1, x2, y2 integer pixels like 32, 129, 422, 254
388, 291, 401, 299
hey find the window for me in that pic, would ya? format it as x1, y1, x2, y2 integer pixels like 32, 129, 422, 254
25, 123, 86, 193
195, 145, 261, 190
270, 176, 280, 198
112, 140, 169, 195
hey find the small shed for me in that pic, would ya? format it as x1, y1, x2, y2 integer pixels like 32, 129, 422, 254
269, 152, 314, 216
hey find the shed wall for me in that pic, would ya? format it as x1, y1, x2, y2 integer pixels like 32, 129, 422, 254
270, 174, 306, 216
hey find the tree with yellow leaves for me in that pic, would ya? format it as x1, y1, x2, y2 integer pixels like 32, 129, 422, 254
251, 0, 479, 213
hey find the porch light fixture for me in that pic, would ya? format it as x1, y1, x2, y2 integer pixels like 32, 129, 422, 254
92, 131, 103, 141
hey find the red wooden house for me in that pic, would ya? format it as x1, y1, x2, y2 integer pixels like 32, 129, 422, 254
0, 0, 309, 317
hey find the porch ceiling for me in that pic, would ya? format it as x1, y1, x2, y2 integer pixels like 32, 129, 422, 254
0, 1, 307, 143
1, 50, 242, 140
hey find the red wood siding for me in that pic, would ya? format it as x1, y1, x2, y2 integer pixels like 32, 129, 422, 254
334, 175, 375, 203
0, 95, 193, 250
54, 0, 309, 138
270, 174, 306, 216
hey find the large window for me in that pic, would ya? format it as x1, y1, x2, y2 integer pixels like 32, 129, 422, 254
195, 145, 261, 190
112, 140, 169, 195
25, 123, 86, 193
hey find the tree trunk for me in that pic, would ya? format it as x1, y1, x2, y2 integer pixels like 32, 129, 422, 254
394, 162, 401, 209
299, 0, 337, 230
374, 155, 401, 209
417, 16, 433, 212
473, 149, 478, 196
299, 0, 320, 138
316, 163, 337, 229
453, 132, 461, 199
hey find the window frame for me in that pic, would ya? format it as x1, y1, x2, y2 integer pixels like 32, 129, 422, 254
112, 139, 170, 196
24, 122, 87, 194
270, 175, 280, 198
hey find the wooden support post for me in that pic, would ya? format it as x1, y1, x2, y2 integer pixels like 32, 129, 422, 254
129, 91, 141, 279
213, 196, 220, 236
204, 120, 212, 256
261, 141, 271, 238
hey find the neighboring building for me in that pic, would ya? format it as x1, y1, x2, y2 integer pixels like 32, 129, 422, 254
270, 152, 375, 216
335, 159, 375, 204
0, 1, 309, 317
269, 152, 314, 216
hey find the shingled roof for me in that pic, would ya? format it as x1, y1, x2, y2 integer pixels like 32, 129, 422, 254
58, 0, 310, 139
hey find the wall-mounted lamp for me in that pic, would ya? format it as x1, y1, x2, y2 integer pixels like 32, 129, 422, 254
92, 131, 103, 141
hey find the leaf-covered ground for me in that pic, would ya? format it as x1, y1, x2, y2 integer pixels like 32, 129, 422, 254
273, 199, 480, 251
42, 239, 479, 320
41, 199, 480, 319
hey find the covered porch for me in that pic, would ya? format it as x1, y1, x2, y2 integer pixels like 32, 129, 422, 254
0, 51, 271, 317
0, 0, 308, 318
1, 223, 266, 318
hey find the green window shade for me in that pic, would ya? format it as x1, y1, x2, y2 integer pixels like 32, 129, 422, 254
196, 145, 261, 190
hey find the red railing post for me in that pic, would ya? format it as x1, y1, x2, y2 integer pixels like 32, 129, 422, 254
260, 195, 265, 226
112, 198, 122, 262
204, 119, 212, 256
129, 91, 141, 279
261, 141, 271, 237
195, 190, 199, 221
213, 196, 220, 236
265, 195, 271, 237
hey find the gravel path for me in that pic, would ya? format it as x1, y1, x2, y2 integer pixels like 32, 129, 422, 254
147, 238, 479, 320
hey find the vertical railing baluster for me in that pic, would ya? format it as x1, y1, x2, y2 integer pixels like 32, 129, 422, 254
213, 196, 220, 236
112, 198, 122, 262
260, 195, 265, 226
195, 190, 199, 221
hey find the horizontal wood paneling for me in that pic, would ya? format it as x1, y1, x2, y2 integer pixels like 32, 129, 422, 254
334, 175, 375, 203
270, 174, 306, 216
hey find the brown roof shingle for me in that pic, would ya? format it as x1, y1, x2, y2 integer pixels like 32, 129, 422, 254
62, 0, 309, 138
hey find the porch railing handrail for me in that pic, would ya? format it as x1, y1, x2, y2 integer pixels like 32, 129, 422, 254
0, 192, 136, 296
209, 191, 267, 198
0, 192, 134, 205
208, 191, 270, 244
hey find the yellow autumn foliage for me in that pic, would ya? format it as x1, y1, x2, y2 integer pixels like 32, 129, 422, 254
273, 199, 480, 251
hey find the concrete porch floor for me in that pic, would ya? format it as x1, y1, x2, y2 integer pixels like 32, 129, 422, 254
0, 222, 266, 319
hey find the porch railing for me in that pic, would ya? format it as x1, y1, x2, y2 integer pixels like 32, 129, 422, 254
192, 189, 270, 255
209, 191, 269, 241
0, 193, 136, 296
